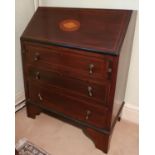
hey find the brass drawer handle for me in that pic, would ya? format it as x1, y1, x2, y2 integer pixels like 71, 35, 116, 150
34, 52, 40, 61
89, 64, 94, 74
38, 93, 43, 101
85, 110, 91, 120
35, 71, 40, 80
88, 86, 93, 97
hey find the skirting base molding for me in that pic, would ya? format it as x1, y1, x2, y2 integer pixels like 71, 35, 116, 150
15, 92, 25, 112
16, 101, 25, 112
122, 103, 139, 124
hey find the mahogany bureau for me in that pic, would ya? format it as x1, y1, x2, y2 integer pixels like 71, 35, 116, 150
21, 7, 136, 153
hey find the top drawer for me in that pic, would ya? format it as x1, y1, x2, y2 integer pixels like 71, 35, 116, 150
24, 43, 114, 81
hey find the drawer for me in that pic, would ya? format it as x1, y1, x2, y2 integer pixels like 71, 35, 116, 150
24, 43, 113, 81
28, 82, 108, 129
28, 66, 110, 105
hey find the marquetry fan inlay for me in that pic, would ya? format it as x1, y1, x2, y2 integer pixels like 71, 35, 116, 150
59, 19, 80, 32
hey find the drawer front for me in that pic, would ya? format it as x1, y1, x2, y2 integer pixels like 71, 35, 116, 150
25, 43, 113, 81
28, 82, 108, 129
28, 66, 110, 105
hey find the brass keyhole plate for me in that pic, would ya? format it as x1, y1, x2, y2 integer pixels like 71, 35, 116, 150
59, 19, 80, 32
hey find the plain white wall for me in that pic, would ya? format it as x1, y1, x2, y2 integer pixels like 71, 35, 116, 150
15, 0, 35, 103
125, 15, 139, 106
39, 0, 138, 10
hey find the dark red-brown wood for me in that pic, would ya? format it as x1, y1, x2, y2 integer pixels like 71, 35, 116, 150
21, 7, 134, 153
28, 82, 108, 129
28, 67, 110, 105
21, 7, 132, 55
84, 128, 110, 153
15, 149, 19, 155
24, 42, 114, 82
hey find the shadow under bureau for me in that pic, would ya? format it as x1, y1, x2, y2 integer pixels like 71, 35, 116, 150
21, 7, 136, 153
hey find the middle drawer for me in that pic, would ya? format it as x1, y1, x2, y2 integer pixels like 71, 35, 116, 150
28, 66, 110, 106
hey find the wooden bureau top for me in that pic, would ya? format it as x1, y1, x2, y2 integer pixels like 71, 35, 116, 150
21, 7, 132, 55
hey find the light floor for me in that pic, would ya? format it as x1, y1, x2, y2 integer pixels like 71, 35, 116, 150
16, 108, 138, 155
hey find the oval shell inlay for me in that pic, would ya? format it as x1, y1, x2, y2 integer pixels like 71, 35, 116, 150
59, 19, 80, 32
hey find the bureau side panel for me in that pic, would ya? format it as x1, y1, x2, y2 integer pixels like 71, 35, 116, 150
20, 41, 29, 100
111, 11, 137, 126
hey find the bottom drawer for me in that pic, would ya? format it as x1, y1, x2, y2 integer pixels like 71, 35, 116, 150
28, 82, 108, 129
